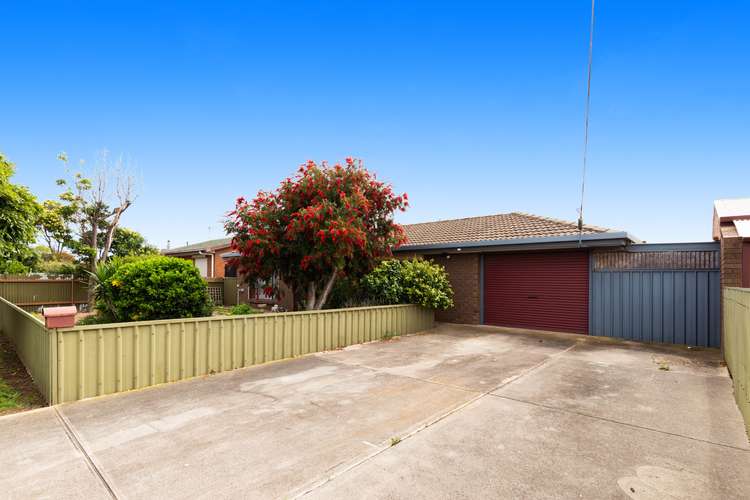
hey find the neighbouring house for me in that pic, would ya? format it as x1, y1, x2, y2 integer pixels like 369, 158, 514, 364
162, 238, 233, 278
163, 238, 291, 308
712, 198, 750, 289
394, 211, 723, 347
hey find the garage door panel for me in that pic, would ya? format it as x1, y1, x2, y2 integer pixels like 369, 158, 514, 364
483, 251, 589, 334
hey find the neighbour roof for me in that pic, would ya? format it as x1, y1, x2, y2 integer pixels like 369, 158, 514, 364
400, 212, 615, 248
714, 198, 750, 221
734, 219, 750, 239
162, 237, 232, 255
712, 198, 750, 241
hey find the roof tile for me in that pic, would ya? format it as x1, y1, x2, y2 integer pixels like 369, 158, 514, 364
401, 212, 612, 247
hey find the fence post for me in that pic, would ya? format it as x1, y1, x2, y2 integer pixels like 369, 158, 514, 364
48, 328, 59, 405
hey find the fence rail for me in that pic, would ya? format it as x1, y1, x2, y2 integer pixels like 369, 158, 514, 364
724, 288, 750, 435
1, 301, 433, 404
0, 278, 88, 310
0, 297, 56, 403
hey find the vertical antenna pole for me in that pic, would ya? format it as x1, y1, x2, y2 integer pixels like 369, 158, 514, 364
578, 0, 596, 244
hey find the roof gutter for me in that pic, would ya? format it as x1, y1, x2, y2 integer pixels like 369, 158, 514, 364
393, 231, 640, 254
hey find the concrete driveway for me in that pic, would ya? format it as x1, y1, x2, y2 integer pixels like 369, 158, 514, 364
3, 324, 749, 499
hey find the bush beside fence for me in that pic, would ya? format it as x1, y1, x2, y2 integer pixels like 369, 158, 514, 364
2, 302, 433, 404
724, 287, 750, 435
0, 297, 56, 403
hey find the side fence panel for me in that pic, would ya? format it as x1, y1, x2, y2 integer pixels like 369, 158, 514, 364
0, 297, 56, 403
0, 279, 88, 310
724, 288, 750, 434
55, 304, 434, 403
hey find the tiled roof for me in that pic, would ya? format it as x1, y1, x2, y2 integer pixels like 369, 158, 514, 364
400, 212, 612, 247
162, 237, 232, 254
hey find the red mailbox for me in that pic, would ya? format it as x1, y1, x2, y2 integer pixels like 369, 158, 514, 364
42, 306, 77, 328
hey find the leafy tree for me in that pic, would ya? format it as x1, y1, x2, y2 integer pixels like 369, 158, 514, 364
37, 199, 74, 255
40, 151, 136, 302
0, 153, 41, 270
108, 227, 158, 257
225, 158, 408, 310
362, 258, 454, 310
51, 151, 135, 271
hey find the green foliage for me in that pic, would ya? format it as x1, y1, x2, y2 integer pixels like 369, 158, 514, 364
95, 256, 213, 322
0, 260, 30, 275
37, 200, 73, 255
109, 227, 158, 257
325, 276, 386, 309
75, 315, 111, 326
362, 258, 454, 310
30, 246, 80, 275
230, 303, 258, 315
0, 153, 41, 265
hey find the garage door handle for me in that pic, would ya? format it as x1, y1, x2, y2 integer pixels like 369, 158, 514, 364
527, 295, 539, 299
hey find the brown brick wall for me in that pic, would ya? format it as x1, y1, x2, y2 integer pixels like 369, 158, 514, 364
428, 253, 481, 324
720, 225, 743, 288
212, 246, 232, 278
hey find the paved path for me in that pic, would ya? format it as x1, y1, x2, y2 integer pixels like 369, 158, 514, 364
3, 324, 749, 499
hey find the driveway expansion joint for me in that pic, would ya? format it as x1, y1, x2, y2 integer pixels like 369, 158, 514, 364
489, 393, 750, 453
54, 407, 120, 499
294, 342, 580, 497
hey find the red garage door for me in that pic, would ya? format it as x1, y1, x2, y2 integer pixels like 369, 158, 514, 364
484, 251, 589, 334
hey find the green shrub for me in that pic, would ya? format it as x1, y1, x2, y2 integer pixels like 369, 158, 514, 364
230, 303, 258, 315
362, 258, 454, 310
36, 259, 78, 275
76, 314, 111, 326
0, 260, 29, 275
95, 256, 213, 322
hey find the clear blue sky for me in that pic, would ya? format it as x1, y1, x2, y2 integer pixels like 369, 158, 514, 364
3, 1, 748, 247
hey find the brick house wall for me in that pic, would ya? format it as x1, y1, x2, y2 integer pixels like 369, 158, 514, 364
428, 253, 481, 324
211, 245, 231, 278
719, 225, 743, 288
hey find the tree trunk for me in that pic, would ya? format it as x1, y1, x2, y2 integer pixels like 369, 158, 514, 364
101, 202, 131, 264
86, 220, 99, 307
314, 270, 338, 310
305, 282, 317, 311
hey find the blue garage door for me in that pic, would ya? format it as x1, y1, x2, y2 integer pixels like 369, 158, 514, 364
590, 244, 721, 347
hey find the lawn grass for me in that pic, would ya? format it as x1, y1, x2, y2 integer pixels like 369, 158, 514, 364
0, 378, 23, 410
0, 335, 45, 416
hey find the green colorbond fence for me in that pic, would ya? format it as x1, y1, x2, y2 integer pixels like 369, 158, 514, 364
724, 288, 750, 435
1, 301, 433, 404
0, 297, 57, 403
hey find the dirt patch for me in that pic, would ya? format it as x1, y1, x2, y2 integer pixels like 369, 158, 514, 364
0, 335, 45, 416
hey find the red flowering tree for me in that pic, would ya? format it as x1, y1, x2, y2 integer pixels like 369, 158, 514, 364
225, 158, 408, 310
